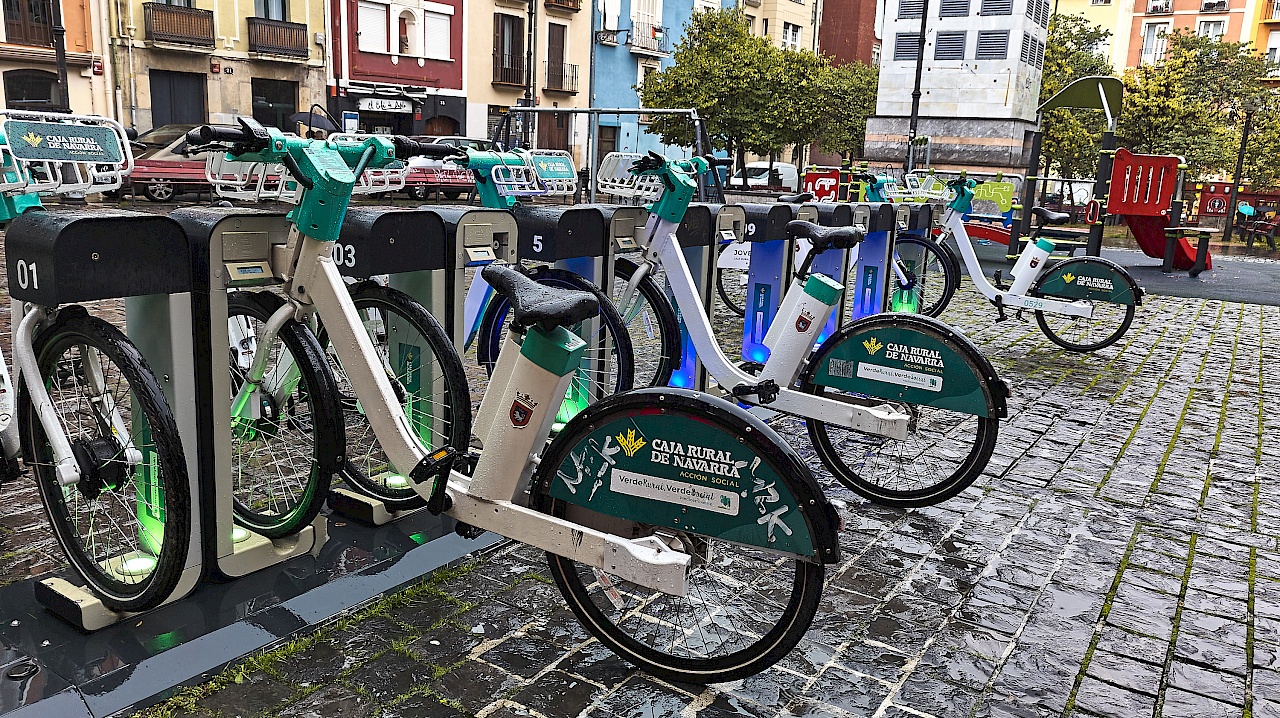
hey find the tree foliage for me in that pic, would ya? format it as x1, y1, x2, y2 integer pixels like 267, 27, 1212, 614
1118, 29, 1273, 177
638, 8, 878, 168
1038, 14, 1113, 179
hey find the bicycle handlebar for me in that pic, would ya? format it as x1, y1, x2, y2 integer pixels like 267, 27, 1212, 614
707, 156, 734, 168
391, 137, 458, 161
186, 117, 272, 151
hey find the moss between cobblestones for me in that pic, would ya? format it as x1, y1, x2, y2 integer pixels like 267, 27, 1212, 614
1063, 523, 1142, 715
135, 557, 488, 718
1152, 533, 1198, 716
1246, 546, 1258, 718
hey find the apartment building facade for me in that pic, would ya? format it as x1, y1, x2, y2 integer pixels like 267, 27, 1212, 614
326, 0, 465, 135
1128, 0, 1250, 67
0, 0, 112, 114
107, 0, 327, 132
864, 0, 1049, 168
726, 0, 820, 51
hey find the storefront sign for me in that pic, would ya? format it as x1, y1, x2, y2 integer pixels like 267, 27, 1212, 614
357, 98, 413, 113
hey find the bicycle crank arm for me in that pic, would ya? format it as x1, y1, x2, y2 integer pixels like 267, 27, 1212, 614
446, 485, 691, 597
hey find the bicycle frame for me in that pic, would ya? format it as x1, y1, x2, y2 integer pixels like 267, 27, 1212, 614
940, 207, 1093, 318
224, 133, 693, 595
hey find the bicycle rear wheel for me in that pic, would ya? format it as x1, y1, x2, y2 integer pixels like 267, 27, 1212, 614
227, 291, 341, 538
1031, 257, 1136, 352
478, 268, 633, 426
533, 390, 831, 684
319, 282, 471, 511
612, 257, 680, 388
21, 308, 190, 611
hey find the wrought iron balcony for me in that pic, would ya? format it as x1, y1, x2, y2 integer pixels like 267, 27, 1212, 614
628, 21, 669, 55
545, 0, 581, 10
543, 61, 579, 93
493, 52, 525, 86
143, 3, 215, 47
248, 17, 308, 57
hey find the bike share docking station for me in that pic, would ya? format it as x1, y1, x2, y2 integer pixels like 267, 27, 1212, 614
735, 202, 820, 364
327, 204, 518, 524
7, 210, 209, 631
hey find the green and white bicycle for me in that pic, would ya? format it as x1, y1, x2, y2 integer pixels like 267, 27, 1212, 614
188, 117, 843, 682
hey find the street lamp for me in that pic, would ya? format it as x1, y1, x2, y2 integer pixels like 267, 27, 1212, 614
906, 0, 930, 172
1224, 95, 1264, 244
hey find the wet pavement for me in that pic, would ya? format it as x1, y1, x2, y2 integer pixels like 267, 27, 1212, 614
121, 284, 1280, 718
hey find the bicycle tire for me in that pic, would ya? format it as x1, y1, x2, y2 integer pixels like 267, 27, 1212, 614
800, 315, 999, 508
477, 268, 634, 423
716, 243, 748, 318
20, 308, 191, 611
1031, 257, 1136, 352
318, 282, 472, 511
895, 234, 958, 318
227, 291, 340, 539
612, 257, 680, 388
532, 389, 829, 683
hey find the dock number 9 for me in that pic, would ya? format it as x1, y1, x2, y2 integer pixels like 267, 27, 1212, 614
331, 244, 357, 268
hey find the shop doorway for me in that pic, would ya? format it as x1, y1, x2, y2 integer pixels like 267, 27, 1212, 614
421, 115, 458, 136
360, 110, 414, 135
251, 78, 298, 131
150, 70, 207, 127
537, 111, 569, 151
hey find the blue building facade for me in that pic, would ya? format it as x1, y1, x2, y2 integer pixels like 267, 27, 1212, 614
590, 0, 718, 165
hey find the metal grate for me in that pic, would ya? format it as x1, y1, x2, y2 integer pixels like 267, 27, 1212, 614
980, 0, 1013, 14
898, 0, 924, 18
939, 0, 971, 16
935, 31, 966, 59
1019, 34, 1045, 68
976, 30, 1009, 59
894, 32, 922, 61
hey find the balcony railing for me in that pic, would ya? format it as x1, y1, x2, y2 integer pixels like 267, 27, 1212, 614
493, 52, 525, 86
1268, 0, 1280, 18
543, 61, 579, 92
1146, 0, 1171, 12
628, 21, 670, 55
545, 0, 581, 10
1201, 0, 1228, 10
1141, 39, 1167, 64
247, 17, 308, 57
144, 3, 215, 47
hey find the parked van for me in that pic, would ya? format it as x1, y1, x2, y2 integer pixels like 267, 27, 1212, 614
728, 162, 800, 192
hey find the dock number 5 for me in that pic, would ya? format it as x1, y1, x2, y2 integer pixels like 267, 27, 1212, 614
331, 244, 357, 268
14, 260, 37, 290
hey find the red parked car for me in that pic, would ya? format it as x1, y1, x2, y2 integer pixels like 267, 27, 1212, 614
127, 124, 215, 202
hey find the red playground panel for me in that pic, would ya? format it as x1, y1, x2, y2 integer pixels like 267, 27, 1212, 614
1108, 148, 1210, 271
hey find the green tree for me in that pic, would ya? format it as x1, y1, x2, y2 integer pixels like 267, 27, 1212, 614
813, 61, 878, 159
1118, 29, 1272, 176
1038, 14, 1113, 180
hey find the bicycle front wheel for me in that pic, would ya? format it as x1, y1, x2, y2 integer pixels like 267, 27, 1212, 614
227, 291, 341, 538
21, 309, 190, 611
478, 268, 633, 426
894, 235, 958, 318
612, 257, 680, 388
319, 282, 471, 511
533, 390, 830, 684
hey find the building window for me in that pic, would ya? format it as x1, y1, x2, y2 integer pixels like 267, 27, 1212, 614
251, 78, 297, 131
255, 0, 286, 21
762, 17, 768, 37
975, 29, 1009, 59
745, 14, 755, 32
494, 13, 525, 84
423, 8, 451, 60
1019, 33, 1044, 68
1141, 22, 1169, 64
870, 42, 882, 66
357, 1, 389, 53
899, 0, 924, 18
894, 32, 921, 61
782, 22, 801, 49
1024, 0, 1049, 28
1267, 30, 1280, 73
1197, 19, 1226, 40
939, 0, 970, 16
979, 0, 1013, 14
3, 0, 52, 47
3, 69, 56, 109
1090, 0, 1110, 4
935, 31, 965, 59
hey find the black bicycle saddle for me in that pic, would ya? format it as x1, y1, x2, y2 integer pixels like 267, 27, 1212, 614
481, 264, 598, 330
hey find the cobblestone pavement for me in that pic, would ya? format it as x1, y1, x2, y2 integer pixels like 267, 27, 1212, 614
117, 283, 1280, 718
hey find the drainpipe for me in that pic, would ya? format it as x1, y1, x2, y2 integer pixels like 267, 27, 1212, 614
51, 0, 70, 111
523, 0, 537, 147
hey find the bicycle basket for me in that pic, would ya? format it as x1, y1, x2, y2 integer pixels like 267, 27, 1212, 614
595, 152, 663, 200
0, 110, 132, 196
529, 149, 577, 196
207, 153, 294, 201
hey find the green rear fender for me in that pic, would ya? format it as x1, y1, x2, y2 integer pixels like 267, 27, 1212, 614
534, 388, 841, 564
1033, 256, 1144, 306
802, 314, 1009, 419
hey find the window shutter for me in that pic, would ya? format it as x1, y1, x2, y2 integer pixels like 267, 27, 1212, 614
894, 32, 921, 60
898, 0, 924, 18
975, 29, 1009, 59
934, 31, 965, 59
357, 1, 388, 53
939, 0, 970, 16
979, 0, 1013, 14
423, 11, 449, 59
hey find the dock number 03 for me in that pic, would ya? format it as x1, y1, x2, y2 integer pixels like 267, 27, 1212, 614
14, 260, 37, 290
331, 244, 357, 268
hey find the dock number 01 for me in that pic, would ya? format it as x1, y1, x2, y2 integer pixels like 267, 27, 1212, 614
14, 260, 37, 290
331, 244, 357, 268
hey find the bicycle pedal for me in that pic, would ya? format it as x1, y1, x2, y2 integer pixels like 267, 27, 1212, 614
454, 521, 486, 540
410, 446, 456, 516
732, 379, 780, 404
